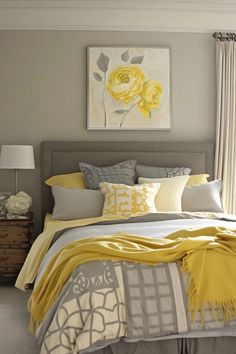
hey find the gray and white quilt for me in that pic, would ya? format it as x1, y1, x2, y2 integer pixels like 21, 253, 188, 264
34, 213, 236, 354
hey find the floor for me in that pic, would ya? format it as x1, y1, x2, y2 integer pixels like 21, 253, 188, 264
0, 286, 40, 354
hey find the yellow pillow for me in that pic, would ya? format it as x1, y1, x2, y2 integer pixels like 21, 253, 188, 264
187, 174, 209, 186
100, 182, 160, 217
138, 175, 189, 212
45, 172, 86, 189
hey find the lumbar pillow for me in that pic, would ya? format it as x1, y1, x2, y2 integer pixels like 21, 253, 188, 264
51, 186, 104, 220
187, 174, 209, 186
182, 180, 223, 212
45, 172, 86, 189
136, 164, 191, 179
138, 175, 189, 212
100, 182, 160, 217
79, 160, 137, 190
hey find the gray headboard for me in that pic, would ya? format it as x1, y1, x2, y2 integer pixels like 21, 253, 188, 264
41, 141, 214, 218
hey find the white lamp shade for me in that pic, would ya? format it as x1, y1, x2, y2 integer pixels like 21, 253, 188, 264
0, 145, 35, 169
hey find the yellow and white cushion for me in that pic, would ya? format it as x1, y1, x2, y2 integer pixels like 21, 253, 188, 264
100, 182, 160, 217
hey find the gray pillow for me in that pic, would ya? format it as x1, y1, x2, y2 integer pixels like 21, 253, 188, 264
79, 160, 137, 190
51, 186, 104, 220
136, 164, 191, 179
182, 180, 223, 212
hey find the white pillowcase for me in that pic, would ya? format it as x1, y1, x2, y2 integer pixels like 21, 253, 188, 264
182, 180, 223, 212
138, 175, 189, 212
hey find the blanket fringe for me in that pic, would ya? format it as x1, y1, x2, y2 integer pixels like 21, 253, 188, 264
182, 257, 236, 324
28, 228, 236, 331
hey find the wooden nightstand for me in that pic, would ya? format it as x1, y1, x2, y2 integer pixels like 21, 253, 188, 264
0, 212, 33, 284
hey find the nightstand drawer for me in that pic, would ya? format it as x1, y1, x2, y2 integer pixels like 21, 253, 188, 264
0, 226, 28, 244
0, 266, 22, 274
0, 243, 28, 250
0, 213, 33, 283
0, 249, 27, 266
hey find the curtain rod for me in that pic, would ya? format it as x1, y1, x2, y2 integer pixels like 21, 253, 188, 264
213, 32, 236, 41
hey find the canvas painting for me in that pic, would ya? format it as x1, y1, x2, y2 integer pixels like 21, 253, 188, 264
87, 47, 170, 130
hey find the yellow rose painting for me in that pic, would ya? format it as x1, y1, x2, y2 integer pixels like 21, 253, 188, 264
106, 65, 145, 103
87, 47, 170, 130
138, 80, 163, 119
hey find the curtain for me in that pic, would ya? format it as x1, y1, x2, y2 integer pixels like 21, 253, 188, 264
215, 39, 236, 214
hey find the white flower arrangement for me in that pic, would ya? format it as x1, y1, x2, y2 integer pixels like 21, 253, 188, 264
6, 191, 32, 215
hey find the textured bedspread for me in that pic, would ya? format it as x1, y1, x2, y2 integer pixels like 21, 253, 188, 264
32, 214, 236, 354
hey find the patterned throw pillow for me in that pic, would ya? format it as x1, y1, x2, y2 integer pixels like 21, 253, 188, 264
100, 182, 160, 217
79, 160, 137, 190
136, 164, 191, 179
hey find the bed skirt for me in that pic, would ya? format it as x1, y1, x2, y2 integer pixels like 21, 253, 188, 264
95, 337, 236, 354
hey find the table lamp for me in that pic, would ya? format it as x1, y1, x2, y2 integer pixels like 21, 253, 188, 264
0, 145, 35, 194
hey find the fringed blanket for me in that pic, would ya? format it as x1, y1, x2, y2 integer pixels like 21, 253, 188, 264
29, 226, 236, 331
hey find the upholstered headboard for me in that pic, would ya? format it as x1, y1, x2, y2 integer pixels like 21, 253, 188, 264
41, 141, 214, 217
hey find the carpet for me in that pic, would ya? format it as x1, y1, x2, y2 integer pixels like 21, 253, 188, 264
0, 286, 39, 354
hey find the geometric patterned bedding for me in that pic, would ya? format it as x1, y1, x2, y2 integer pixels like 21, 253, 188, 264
29, 212, 236, 354
37, 260, 236, 354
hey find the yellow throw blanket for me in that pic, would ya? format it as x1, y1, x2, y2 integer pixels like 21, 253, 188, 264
29, 226, 236, 331
16, 211, 220, 291
16, 213, 133, 290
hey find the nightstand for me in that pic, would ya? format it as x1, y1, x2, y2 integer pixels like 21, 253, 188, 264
0, 212, 33, 284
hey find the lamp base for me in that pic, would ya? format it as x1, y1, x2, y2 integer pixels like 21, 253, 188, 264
14, 169, 18, 195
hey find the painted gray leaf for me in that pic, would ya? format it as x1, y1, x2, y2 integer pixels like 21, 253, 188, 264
114, 109, 129, 114
130, 55, 144, 64
121, 50, 129, 62
93, 72, 102, 82
97, 52, 109, 73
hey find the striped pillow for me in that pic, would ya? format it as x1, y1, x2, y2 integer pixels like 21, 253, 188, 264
138, 175, 189, 212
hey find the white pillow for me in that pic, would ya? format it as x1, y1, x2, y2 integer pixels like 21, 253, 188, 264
51, 186, 104, 220
138, 175, 189, 212
182, 180, 223, 212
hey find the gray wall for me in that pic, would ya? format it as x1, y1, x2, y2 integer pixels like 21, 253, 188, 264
0, 31, 216, 234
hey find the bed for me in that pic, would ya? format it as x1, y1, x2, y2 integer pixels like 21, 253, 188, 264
16, 141, 236, 354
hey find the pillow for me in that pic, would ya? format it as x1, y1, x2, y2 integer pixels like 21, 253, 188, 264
136, 164, 191, 179
45, 172, 86, 189
187, 174, 209, 186
100, 182, 160, 217
51, 186, 104, 220
79, 160, 137, 190
138, 175, 189, 212
182, 180, 223, 212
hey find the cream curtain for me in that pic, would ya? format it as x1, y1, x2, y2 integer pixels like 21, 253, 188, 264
215, 39, 236, 214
